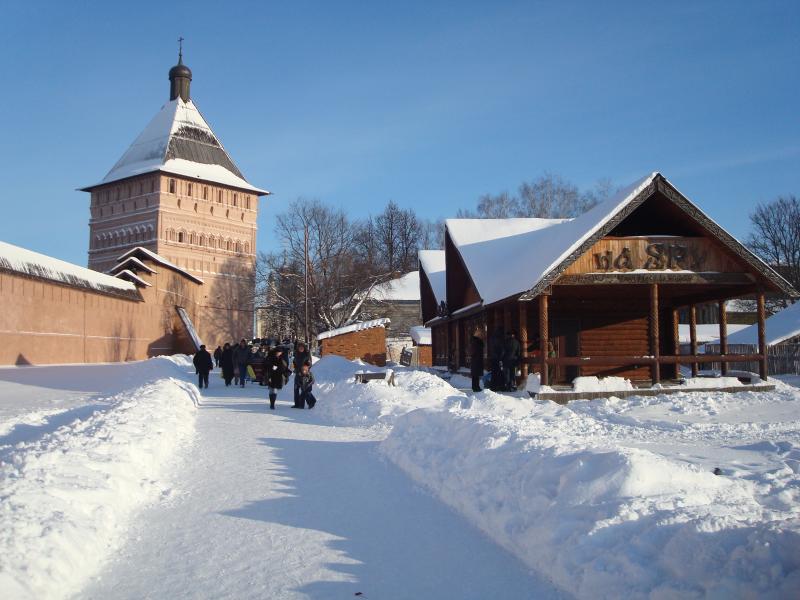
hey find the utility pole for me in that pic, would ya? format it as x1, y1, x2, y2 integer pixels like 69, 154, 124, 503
304, 221, 310, 345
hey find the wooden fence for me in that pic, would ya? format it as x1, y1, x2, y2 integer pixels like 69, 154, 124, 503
703, 343, 800, 375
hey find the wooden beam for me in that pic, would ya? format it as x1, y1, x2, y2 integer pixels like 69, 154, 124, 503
556, 272, 756, 286
650, 284, 660, 384
757, 292, 768, 380
530, 354, 763, 367
672, 307, 680, 379
718, 299, 728, 376
518, 302, 529, 378
690, 304, 698, 377
539, 295, 549, 386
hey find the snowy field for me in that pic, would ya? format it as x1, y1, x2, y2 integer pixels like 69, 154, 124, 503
1, 356, 799, 598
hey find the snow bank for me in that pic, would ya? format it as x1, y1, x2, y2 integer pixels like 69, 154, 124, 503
572, 375, 634, 393
0, 357, 199, 600
382, 387, 800, 599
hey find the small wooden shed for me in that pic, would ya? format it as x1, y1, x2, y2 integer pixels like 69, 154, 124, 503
317, 318, 390, 366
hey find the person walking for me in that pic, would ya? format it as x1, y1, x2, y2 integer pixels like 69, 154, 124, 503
296, 362, 317, 408
213, 345, 222, 368
503, 330, 521, 391
265, 346, 289, 410
220, 342, 235, 386
292, 341, 311, 408
489, 327, 505, 391
470, 328, 485, 393
233, 339, 250, 388
193, 344, 213, 389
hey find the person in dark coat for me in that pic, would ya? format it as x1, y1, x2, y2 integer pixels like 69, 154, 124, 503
213, 346, 222, 368
265, 347, 289, 410
292, 342, 311, 407
470, 329, 485, 393
503, 331, 521, 391
488, 327, 505, 391
193, 344, 214, 389
233, 339, 251, 388
296, 362, 316, 408
220, 342, 235, 386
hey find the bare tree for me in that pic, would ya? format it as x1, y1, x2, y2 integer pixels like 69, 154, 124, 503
748, 195, 800, 311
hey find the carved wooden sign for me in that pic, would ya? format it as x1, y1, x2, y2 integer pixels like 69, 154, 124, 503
563, 237, 743, 276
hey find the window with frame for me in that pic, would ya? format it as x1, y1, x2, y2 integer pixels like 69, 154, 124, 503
169, 179, 176, 194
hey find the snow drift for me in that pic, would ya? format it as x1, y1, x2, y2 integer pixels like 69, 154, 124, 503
0, 356, 199, 600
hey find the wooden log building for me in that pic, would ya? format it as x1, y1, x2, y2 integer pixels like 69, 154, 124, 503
419, 173, 797, 388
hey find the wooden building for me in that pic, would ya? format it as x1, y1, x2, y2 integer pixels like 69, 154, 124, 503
422, 173, 797, 388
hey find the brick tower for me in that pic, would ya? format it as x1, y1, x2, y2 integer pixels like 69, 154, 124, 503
81, 49, 269, 345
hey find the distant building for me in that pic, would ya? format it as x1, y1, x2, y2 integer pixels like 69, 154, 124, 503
317, 319, 390, 366
358, 271, 422, 339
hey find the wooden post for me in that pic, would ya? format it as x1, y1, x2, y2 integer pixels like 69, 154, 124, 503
690, 304, 698, 377
672, 307, 680, 379
757, 292, 768, 380
454, 320, 461, 370
519, 302, 529, 378
718, 299, 728, 376
539, 295, 549, 386
650, 284, 660, 385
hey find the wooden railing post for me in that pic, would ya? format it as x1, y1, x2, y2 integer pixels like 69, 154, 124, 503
757, 292, 768, 380
690, 304, 698, 377
650, 284, 660, 385
519, 302, 529, 378
539, 295, 549, 386
718, 299, 728, 376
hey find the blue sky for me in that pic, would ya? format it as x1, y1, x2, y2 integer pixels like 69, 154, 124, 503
0, 1, 797, 266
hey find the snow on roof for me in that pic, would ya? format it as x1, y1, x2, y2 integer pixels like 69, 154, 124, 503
410, 325, 432, 345
446, 173, 657, 305
317, 318, 391, 341
0, 240, 138, 297
116, 247, 204, 284
82, 98, 268, 195
176, 307, 203, 350
366, 271, 420, 302
678, 323, 749, 344
114, 269, 152, 287
720, 301, 800, 346
108, 256, 156, 275
418, 250, 446, 304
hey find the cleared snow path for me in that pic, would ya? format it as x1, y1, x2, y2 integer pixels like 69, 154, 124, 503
79, 378, 564, 599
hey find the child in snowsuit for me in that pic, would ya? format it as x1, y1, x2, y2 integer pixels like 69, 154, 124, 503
296, 362, 316, 409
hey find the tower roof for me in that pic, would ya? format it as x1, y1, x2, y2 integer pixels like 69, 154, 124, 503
81, 96, 269, 195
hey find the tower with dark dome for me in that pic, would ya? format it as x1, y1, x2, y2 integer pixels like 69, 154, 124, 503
81, 49, 269, 343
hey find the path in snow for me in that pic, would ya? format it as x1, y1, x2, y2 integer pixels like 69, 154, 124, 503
79, 379, 564, 599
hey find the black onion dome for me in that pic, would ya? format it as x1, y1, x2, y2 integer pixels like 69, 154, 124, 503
169, 62, 192, 80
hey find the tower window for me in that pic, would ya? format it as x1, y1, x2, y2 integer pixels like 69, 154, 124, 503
178, 232, 185, 243
169, 179, 176, 194
233, 193, 238, 207
246, 196, 250, 210
218, 190, 223, 203
188, 183, 193, 197
203, 186, 208, 200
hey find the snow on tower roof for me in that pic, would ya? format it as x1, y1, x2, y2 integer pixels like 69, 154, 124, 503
81, 98, 269, 195
317, 318, 391, 341
108, 256, 157, 275
418, 250, 446, 305
116, 247, 204, 284
365, 271, 420, 302
719, 301, 800, 347
446, 172, 797, 306
114, 269, 152, 287
0, 240, 138, 298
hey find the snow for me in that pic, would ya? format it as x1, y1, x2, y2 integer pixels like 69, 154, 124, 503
410, 325, 431, 345
4, 354, 800, 598
108, 256, 156, 275
356, 271, 420, 302
679, 323, 749, 343
316, 318, 390, 341
82, 98, 268, 195
445, 174, 656, 305
0, 240, 137, 295
0, 357, 199, 599
176, 307, 202, 350
572, 375, 634, 393
720, 301, 800, 346
117, 246, 203, 284
418, 249, 446, 305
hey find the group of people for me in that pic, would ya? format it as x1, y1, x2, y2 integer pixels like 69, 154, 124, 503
469, 327, 522, 393
192, 339, 317, 410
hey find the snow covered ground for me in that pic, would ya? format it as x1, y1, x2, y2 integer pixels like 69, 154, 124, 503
1, 355, 799, 598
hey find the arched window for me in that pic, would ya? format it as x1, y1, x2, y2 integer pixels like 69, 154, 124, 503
226, 239, 232, 251
235, 241, 242, 253
200, 234, 207, 247
177, 199, 181, 209
178, 231, 185, 243
244, 242, 250, 254
194, 203, 198, 212
210, 206, 214, 215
